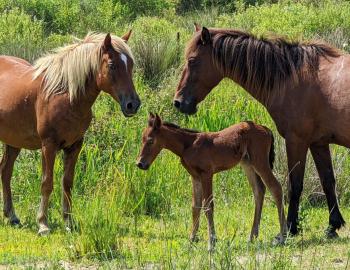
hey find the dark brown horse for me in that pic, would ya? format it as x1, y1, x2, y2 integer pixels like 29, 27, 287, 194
137, 113, 287, 251
174, 24, 347, 238
0, 31, 140, 235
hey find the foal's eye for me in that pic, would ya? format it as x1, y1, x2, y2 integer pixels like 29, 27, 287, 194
108, 61, 116, 70
147, 138, 154, 145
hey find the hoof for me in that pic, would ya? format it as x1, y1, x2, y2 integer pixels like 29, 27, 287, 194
287, 222, 299, 236
190, 235, 199, 243
9, 216, 21, 227
272, 234, 285, 246
38, 225, 50, 236
325, 226, 339, 239
208, 237, 217, 252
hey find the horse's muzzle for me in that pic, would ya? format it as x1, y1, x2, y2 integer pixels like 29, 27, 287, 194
121, 97, 141, 117
136, 161, 149, 170
173, 98, 197, 115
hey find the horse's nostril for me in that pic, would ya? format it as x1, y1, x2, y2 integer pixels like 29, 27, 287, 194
173, 100, 181, 108
126, 102, 133, 110
137, 162, 143, 169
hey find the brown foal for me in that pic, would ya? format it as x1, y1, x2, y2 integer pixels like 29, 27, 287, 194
137, 113, 287, 251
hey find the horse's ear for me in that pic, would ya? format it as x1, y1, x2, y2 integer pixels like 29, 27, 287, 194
154, 113, 162, 130
103, 33, 112, 52
122, 29, 132, 43
201, 27, 211, 45
194, 22, 201, 32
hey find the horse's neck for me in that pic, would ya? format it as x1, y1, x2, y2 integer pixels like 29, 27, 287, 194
161, 127, 198, 157
70, 80, 101, 117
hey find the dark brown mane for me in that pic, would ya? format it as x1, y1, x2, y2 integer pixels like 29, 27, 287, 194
163, 121, 199, 133
188, 28, 341, 103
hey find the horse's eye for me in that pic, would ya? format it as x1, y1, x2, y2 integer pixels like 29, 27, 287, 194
188, 58, 197, 66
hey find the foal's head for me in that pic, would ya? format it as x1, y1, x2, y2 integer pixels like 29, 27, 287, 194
136, 113, 164, 170
174, 24, 222, 114
98, 32, 140, 117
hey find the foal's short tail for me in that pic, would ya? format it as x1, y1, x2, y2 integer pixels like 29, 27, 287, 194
269, 131, 275, 170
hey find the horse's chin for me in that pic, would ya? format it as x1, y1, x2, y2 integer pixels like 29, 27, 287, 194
179, 106, 197, 115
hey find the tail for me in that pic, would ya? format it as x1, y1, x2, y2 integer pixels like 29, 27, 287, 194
269, 131, 275, 170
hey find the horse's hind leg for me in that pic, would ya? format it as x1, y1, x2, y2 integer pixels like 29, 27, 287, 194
241, 163, 265, 242
310, 144, 345, 238
1, 144, 20, 225
254, 162, 287, 244
62, 139, 83, 231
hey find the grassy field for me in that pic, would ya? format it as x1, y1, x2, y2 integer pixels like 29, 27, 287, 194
1, 0, 350, 269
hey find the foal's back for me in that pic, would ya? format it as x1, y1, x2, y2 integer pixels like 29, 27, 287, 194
183, 121, 272, 174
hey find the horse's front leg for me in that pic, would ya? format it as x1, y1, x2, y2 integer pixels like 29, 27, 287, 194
37, 142, 57, 235
310, 143, 345, 238
202, 174, 216, 251
62, 139, 83, 231
285, 136, 308, 235
190, 176, 203, 243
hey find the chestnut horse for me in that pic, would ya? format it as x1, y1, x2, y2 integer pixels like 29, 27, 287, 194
137, 113, 287, 251
173, 24, 347, 238
0, 32, 140, 235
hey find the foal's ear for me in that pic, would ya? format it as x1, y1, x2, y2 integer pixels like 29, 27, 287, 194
194, 22, 201, 32
154, 113, 162, 130
201, 27, 211, 45
148, 112, 155, 126
103, 33, 112, 52
121, 29, 132, 43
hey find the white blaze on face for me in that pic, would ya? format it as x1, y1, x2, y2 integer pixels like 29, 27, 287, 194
120, 53, 128, 71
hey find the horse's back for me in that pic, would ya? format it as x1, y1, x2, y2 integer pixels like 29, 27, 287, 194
0, 55, 41, 149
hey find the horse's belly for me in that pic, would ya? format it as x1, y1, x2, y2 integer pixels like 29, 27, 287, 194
0, 120, 41, 149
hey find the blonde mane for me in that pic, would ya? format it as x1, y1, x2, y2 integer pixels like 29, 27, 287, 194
33, 32, 134, 102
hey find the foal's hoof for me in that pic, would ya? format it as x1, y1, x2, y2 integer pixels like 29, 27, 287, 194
272, 234, 285, 246
38, 225, 50, 236
208, 237, 217, 252
190, 235, 199, 243
325, 226, 339, 239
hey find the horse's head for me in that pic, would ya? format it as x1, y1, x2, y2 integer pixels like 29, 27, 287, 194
136, 113, 163, 170
174, 24, 223, 115
97, 32, 140, 117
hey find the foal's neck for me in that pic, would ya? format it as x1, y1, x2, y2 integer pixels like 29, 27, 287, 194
161, 126, 198, 157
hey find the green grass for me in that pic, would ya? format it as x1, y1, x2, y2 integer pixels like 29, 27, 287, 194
1, 0, 350, 268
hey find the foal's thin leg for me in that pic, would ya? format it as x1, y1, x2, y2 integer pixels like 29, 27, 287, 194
241, 163, 265, 242
310, 144, 345, 238
62, 139, 83, 231
1, 144, 20, 225
201, 174, 216, 251
190, 177, 203, 242
255, 163, 287, 243
37, 142, 57, 235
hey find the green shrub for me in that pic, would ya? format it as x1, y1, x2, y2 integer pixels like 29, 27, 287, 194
130, 17, 188, 88
0, 8, 44, 61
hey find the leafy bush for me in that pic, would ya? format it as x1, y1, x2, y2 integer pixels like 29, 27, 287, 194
0, 8, 44, 61
130, 17, 188, 88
